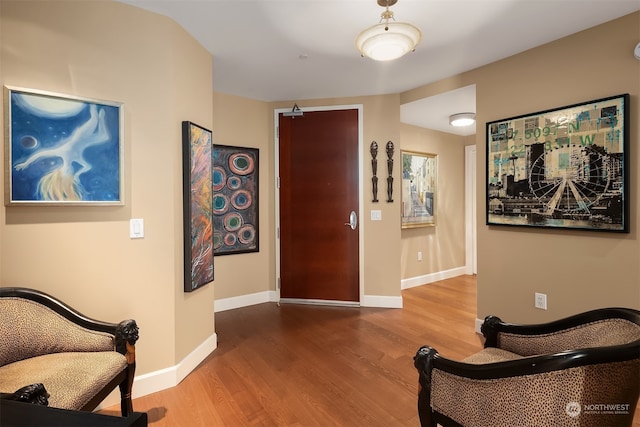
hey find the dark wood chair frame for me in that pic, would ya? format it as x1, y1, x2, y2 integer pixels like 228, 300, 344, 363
0, 287, 139, 417
413, 307, 640, 427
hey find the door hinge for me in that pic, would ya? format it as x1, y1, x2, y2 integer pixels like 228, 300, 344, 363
277, 278, 281, 289
277, 176, 280, 189
276, 126, 279, 138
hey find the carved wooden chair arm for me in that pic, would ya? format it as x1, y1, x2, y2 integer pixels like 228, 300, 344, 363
0, 383, 50, 406
481, 307, 640, 356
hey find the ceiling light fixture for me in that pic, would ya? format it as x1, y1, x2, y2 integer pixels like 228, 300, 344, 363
355, 0, 421, 61
449, 113, 476, 127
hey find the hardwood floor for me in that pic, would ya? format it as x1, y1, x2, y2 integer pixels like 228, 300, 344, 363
101, 275, 640, 426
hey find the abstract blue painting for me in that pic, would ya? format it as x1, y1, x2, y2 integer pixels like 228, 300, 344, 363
4, 86, 123, 205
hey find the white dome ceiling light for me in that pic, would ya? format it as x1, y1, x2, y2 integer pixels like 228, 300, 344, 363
355, 0, 422, 62
449, 113, 476, 127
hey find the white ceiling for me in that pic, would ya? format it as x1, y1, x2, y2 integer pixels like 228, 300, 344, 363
401, 84, 476, 136
117, 0, 639, 135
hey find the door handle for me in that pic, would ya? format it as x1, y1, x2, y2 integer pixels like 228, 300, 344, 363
344, 211, 357, 230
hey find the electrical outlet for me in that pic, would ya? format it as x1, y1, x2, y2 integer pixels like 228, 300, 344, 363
417, 251, 423, 261
535, 292, 547, 310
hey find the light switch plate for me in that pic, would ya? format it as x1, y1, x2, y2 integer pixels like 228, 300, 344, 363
130, 218, 144, 239
371, 210, 382, 221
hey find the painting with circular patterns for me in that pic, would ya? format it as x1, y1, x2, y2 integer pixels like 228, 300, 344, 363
213, 145, 259, 255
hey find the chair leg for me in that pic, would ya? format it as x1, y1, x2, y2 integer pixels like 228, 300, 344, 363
115, 320, 139, 417
417, 392, 437, 427
119, 362, 135, 416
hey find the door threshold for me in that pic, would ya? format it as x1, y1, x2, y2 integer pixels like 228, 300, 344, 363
279, 298, 360, 308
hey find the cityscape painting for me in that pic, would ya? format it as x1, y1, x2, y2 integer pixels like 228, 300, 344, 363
401, 150, 437, 228
486, 94, 629, 232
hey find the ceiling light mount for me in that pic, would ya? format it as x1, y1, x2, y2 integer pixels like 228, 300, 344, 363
378, 0, 397, 22
449, 113, 476, 127
355, 0, 422, 62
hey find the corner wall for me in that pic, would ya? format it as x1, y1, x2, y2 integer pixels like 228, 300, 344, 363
399, 124, 467, 285
212, 93, 466, 306
475, 12, 640, 322
404, 12, 640, 323
211, 92, 275, 303
0, 0, 214, 381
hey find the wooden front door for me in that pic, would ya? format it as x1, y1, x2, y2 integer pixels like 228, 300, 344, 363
278, 108, 360, 302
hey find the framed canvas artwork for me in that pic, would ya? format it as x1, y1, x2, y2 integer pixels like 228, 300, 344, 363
401, 150, 437, 228
486, 94, 629, 232
213, 145, 259, 255
4, 86, 124, 206
182, 121, 214, 292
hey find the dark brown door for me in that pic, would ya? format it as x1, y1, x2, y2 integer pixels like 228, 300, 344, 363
278, 109, 359, 302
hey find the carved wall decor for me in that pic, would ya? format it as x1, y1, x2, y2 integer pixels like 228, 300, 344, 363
370, 141, 379, 202
386, 141, 394, 202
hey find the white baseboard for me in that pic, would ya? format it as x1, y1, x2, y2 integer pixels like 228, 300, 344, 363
280, 298, 359, 307
361, 295, 403, 308
401, 266, 467, 290
217, 290, 402, 310
215, 290, 277, 313
175, 332, 218, 385
96, 332, 218, 410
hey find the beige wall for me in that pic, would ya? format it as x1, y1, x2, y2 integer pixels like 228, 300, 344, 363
0, 0, 215, 373
211, 92, 275, 300
2, 0, 638, 391
476, 12, 640, 323
213, 95, 469, 300
399, 125, 467, 279
212, 92, 407, 301
406, 12, 640, 323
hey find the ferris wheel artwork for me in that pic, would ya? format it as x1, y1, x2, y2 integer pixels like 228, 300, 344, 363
486, 94, 629, 233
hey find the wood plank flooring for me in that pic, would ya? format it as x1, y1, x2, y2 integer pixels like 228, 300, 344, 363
101, 275, 640, 426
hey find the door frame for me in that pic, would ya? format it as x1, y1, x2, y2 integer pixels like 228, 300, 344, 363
274, 104, 364, 305
465, 144, 477, 275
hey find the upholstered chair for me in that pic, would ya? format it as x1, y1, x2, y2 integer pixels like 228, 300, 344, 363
414, 308, 640, 427
0, 287, 139, 416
